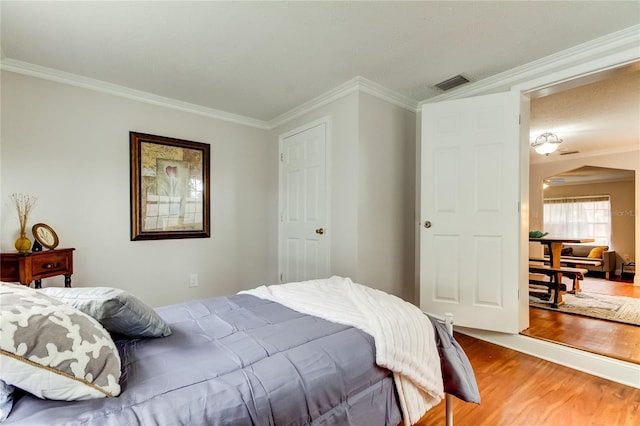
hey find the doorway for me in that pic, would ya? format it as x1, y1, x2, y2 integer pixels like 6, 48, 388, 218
278, 120, 329, 283
525, 65, 639, 362
422, 50, 640, 386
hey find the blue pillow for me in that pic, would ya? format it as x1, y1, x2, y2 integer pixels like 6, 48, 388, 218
0, 380, 14, 422
427, 315, 481, 404
41, 287, 171, 338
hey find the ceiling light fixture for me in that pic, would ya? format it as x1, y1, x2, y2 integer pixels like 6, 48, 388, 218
531, 132, 563, 155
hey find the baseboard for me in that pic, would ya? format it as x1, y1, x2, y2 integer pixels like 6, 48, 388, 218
455, 327, 640, 389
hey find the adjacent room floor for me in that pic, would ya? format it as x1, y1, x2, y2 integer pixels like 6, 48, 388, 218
521, 274, 640, 364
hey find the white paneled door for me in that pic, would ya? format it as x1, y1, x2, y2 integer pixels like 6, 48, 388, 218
420, 92, 527, 333
279, 121, 328, 283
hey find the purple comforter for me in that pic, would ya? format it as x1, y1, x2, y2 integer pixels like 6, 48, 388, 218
5, 294, 402, 425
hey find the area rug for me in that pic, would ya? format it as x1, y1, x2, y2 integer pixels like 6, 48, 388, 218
529, 291, 640, 326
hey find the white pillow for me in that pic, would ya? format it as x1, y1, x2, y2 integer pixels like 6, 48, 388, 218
40, 287, 171, 338
0, 282, 121, 400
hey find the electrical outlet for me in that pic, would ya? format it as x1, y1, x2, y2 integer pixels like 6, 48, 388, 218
189, 273, 198, 288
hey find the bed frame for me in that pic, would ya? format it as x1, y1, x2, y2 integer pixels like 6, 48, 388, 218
429, 312, 455, 426
445, 312, 454, 426
4, 282, 464, 426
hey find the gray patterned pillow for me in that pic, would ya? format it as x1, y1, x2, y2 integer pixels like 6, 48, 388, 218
41, 287, 171, 338
0, 282, 121, 400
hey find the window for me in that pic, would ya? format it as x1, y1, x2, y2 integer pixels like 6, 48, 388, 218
543, 195, 611, 246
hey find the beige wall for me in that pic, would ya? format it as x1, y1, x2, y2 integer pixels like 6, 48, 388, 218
269, 92, 417, 301
268, 93, 360, 283
358, 93, 417, 301
544, 179, 635, 270
1, 71, 274, 307
2, 71, 419, 307
530, 151, 640, 275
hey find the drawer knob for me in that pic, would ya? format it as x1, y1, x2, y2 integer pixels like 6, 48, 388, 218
42, 262, 61, 269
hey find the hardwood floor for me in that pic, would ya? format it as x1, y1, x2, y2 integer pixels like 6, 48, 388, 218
416, 333, 640, 426
521, 275, 640, 364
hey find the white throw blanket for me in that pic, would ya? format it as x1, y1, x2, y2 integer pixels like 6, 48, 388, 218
241, 276, 444, 425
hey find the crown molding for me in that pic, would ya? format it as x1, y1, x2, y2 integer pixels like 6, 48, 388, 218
4, 24, 636, 131
1, 57, 418, 131
267, 77, 361, 129
419, 24, 640, 106
356, 77, 418, 112
268, 76, 418, 129
0, 58, 271, 130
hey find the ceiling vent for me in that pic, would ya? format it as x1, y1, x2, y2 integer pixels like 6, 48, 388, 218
434, 74, 470, 91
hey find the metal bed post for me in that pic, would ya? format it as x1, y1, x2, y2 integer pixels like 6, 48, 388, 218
423, 311, 456, 426
444, 312, 454, 426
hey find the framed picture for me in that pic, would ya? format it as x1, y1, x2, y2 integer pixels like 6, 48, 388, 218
130, 132, 210, 240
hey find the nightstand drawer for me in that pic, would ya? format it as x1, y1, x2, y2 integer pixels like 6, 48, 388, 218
1, 248, 75, 288
31, 251, 72, 278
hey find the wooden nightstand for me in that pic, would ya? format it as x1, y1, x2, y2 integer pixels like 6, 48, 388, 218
0, 248, 75, 288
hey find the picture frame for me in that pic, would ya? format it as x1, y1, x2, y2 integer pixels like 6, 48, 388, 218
130, 132, 210, 241
32, 223, 60, 250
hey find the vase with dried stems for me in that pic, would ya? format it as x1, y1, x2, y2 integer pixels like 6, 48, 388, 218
10, 193, 37, 253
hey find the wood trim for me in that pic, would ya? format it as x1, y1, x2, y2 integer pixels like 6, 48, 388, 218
454, 327, 640, 389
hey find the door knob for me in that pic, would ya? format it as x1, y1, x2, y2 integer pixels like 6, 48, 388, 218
315, 228, 325, 235
423, 221, 432, 229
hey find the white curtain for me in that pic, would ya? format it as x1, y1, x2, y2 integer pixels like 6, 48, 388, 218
543, 196, 611, 245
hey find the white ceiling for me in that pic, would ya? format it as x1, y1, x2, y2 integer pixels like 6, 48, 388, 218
529, 62, 640, 162
1, 1, 639, 157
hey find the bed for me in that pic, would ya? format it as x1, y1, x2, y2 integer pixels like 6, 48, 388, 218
0, 276, 479, 425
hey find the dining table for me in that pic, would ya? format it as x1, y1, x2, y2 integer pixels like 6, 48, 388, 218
529, 237, 595, 269
528, 237, 595, 306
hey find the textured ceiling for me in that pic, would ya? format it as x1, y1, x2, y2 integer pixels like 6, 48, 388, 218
529, 62, 640, 162
1, 1, 638, 162
2, 1, 638, 121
